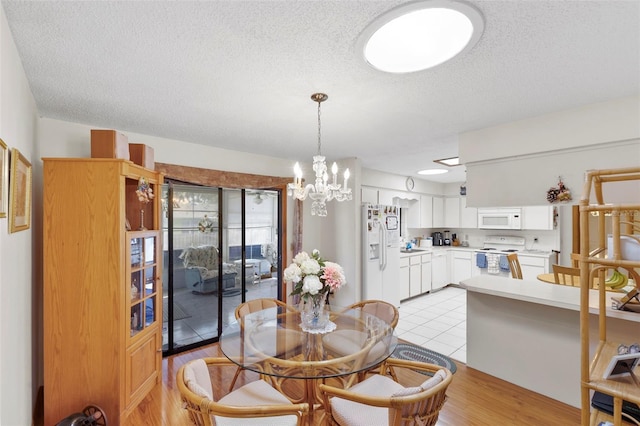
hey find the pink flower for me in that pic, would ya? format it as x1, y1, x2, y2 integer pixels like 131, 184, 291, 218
322, 262, 345, 291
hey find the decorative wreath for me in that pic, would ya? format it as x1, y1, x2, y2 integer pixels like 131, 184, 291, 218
198, 214, 215, 233
546, 177, 572, 203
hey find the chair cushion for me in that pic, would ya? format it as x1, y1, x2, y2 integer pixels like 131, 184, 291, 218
183, 359, 213, 400
330, 374, 404, 426
215, 379, 298, 426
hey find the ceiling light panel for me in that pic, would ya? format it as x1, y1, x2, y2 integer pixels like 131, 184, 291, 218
359, 0, 485, 73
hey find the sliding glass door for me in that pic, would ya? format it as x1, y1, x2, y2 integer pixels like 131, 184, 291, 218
162, 183, 281, 355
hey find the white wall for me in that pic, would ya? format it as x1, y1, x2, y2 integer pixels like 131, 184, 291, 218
460, 96, 640, 208
0, 7, 39, 425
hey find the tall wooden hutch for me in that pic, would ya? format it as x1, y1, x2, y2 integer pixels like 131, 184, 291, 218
43, 158, 163, 425
579, 167, 640, 425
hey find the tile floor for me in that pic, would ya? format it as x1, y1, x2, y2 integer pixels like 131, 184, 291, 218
397, 285, 467, 364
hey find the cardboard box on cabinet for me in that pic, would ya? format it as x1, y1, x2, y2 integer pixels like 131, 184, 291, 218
129, 143, 155, 169
90, 129, 130, 160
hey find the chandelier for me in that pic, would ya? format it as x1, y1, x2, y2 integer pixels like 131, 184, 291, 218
288, 93, 352, 217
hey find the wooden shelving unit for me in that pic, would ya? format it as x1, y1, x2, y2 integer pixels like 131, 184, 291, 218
579, 167, 640, 426
43, 158, 164, 425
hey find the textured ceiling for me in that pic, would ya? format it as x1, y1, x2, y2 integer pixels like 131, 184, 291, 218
2, 0, 639, 183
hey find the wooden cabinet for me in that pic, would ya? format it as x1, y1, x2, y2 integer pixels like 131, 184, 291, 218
43, 158, 163, 426
522, 206, 556, 230
578, 167, 640, 425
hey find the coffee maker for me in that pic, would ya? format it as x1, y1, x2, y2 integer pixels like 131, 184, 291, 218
431, 232, 444, 246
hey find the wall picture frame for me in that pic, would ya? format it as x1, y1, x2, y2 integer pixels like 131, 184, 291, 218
8, 148, 32, 233
0, 139, 7, 218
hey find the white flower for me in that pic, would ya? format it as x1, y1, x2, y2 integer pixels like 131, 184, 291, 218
293, 251, 310, 265
300, 258, 321, 275
302, 275, 322, 295
283, 263, 302, 283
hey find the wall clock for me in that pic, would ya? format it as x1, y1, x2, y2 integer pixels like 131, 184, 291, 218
406, 177, 415, 191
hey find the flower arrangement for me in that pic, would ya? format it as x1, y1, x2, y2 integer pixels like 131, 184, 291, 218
136, 177, 154, 204
285, 249, 346, 301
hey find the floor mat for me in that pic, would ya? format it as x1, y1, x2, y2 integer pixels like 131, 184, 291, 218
390, 343, 458, 374
162, 300, 191, 322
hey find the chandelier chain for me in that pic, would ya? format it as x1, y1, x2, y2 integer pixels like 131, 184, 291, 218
317, 100, 322, 156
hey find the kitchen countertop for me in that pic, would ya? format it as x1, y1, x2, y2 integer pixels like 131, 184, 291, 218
399, 246, 555, 258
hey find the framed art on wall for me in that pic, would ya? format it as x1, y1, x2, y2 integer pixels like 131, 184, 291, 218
9, 148, 32, 233
0, 139, 7, 218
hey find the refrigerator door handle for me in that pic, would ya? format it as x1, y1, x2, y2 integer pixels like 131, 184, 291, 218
380, 221, 386, 270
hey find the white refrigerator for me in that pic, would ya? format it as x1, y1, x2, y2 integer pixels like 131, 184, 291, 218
362, 204, 401, 307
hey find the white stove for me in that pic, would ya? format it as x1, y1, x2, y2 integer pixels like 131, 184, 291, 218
474, 235, 556, 278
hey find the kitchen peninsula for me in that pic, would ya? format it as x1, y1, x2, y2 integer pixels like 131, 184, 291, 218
461, 276, 639, 408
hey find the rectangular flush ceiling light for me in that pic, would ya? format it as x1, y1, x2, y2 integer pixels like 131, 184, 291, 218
433, 156, 460, 167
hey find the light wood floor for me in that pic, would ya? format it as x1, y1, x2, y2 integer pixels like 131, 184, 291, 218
126, 341, 581, 425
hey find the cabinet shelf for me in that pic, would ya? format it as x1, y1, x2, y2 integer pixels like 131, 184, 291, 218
579, 167, 640, 426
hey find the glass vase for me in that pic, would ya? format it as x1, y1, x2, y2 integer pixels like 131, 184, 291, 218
300, 294, 328, 332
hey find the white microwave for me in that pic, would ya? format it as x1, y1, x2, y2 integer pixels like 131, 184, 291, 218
478, 208, 522, 230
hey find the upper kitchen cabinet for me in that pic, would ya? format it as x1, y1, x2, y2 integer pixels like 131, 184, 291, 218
444, 197, 461, 228
460, 196, 478, 228
522, 206, 557, 230
362, 186, 378, 204
420, 195, 433, 228
433, 197, 445, 228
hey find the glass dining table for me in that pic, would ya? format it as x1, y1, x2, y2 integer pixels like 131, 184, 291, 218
219, 304, 398, 421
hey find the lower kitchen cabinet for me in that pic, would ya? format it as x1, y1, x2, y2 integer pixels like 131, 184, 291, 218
399, 257, 410, 300
518, 254, 549, 280
409, 256, 421, 296
432, 251, 448, 291
451, 250, 473, 284
421, 253, 432, 293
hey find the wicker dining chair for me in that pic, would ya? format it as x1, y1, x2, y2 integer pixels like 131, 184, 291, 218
319, 357, 453, 426
177, 357, 309, 426
230, 298, 301, 392
348, 299, 399, 329
507, 253, 523, 279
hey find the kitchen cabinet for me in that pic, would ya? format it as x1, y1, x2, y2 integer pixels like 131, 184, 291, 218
43, 158, 163, 425
404, 199, 421, 228
522, 206, 556, 230
420, 195, 433, 228
444, 197, 461, 228
361, 187, 378, 204
399, 257, 410, 300
517, 254, 549, 280
379, 189, 397, 205
421, 253, 432, 293
432, 197, 445, 228
431, 251, 448, 291
451, 250, 473, 284
409, 256, 421, 296
460, 196, 478, 228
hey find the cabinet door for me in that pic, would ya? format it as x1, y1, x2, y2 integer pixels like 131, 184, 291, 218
460, 197, 478, 228
362, 187, 378, 204
420, 195, 433, 228
444, 197, 461, 228
399, 265, 410, 300
431, 253, 448, 291
522, 206, 555, 230
433, 197, 445, 228
518, 255, 548, 280
421, 254, 432, 293
128, 232, 161, 340
126, 331, 161, 408
409, 256, 421, 296
452, 252, 473, 284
